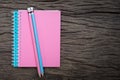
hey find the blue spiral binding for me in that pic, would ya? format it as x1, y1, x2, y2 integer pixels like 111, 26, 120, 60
12, 10, 19, 67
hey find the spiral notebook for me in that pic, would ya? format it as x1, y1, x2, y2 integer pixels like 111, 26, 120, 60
12, 10, 60, 67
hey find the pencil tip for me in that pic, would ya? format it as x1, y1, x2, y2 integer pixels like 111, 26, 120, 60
41, 74, 46, 80
38, 74, 42, 77
41, 73, 44, 76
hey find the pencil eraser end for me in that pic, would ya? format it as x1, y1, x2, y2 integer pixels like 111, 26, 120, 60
27, 7, 34, 13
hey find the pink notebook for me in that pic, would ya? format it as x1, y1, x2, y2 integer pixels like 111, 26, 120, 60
12, 10, 61, 67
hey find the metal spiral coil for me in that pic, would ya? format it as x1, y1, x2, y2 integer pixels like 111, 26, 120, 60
12, 10, 19, 67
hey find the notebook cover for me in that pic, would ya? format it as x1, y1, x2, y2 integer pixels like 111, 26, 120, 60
12, 10, 60, 67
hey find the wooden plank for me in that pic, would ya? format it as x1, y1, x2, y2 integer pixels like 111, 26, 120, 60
0, 0, 120, 80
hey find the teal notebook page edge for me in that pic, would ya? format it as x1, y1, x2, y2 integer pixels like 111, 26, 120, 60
12, 10, 19, 67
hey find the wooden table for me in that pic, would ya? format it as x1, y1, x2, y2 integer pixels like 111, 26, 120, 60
0, 0, 120, 80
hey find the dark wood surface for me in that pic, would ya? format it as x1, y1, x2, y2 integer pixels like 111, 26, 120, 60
0, 0, 120, 80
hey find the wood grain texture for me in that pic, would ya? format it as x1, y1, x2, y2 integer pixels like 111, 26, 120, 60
0, 0, 120, 80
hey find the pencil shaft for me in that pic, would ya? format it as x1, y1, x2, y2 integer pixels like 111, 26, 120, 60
28, 13, 42, 76
30, 12, 44, 75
